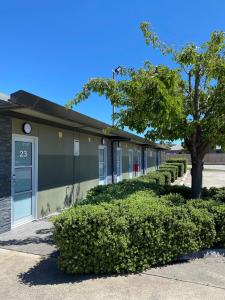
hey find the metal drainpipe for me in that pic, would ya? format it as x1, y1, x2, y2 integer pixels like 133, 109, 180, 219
111, 140, 114, 183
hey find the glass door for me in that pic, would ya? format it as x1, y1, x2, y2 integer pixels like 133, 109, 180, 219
98, 146, 107, 185
128, 149, 133, 178
12, 135, 37, 226
116, 148, 122, 182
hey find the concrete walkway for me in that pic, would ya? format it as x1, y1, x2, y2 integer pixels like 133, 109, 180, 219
174, 164, 225, 188
1, 248, 225, 300
0, 218, 56, 256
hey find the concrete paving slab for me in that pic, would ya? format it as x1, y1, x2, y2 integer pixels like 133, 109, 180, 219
1, 248, 225, 300
175, 165, 225, 188
0, 218, 56, 256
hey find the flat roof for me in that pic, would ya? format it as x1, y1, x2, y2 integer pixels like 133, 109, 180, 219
0, 90, 167, 150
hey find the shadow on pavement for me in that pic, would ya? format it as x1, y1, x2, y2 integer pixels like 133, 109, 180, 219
18, 255, 189, 286
18, 256, 115, 286
0, 236, 54, 247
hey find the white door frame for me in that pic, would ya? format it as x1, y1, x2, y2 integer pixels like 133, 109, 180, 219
128, 149, 134, 178
98, 145, 107, 185
11, 134, 38, 228
116, 147, 122, 182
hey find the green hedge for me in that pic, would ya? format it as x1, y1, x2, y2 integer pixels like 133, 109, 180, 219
165, 162, 184, 177
85, 179, 157, 204
166, 157, 188, 173
159, 166, 177, 182
185, 199, 225, 247
156, 170, 171, 185
163, 163, 179, 178
52, 191, 216, 274
144, 171, 166, 185
202, 187, 225, 203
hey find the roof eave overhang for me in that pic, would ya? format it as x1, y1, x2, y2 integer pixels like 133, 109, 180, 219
2, 90, 165, 149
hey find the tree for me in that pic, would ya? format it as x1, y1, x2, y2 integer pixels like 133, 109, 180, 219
67, 22, 225, 198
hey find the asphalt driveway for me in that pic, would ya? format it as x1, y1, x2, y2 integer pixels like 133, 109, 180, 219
0, 248, 225, 300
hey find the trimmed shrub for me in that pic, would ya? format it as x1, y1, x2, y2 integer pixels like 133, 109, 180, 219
156, 170, 171, 185
85, 179, 157, 204
165, 162, 184, 177
159, 166, 177, 182
163, 163, 179, 177
186, 199, 225, 247
161, 185, 192, 199
52, 191, 216, 274
166, 157, 188, 173
202, 187, 225, 203
145, 171, 166, 185
160, 193, 186, 206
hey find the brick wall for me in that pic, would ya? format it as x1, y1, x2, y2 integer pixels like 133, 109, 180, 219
0, 115, 12, 233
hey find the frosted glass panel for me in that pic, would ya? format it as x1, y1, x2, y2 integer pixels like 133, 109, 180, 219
117, 149, 122, 177
15, 167, 32, 193
15, 141, 32, 166
99, 148, 107, 183
14, 192, 32, 221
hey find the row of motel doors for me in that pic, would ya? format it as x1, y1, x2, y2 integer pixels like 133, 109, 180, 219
11, 135, 161, 227
99, 146, 156, 185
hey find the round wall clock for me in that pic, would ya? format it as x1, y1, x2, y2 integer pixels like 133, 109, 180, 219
22, 122, 32, 134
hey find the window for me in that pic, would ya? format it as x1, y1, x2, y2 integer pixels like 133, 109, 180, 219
137, 150, 142, 176
116, 148, 122, 182
128, 149, 133, 178
98, 146, 107, 185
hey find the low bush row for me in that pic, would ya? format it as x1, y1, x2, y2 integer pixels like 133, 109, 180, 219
52, 191, 224, 274
52, 156, 225, 275
84, 161, 188, 205
159, 165, 177, 182
166, 162, 184, 177
166, 157, 188, 173
156, 169, 171, 185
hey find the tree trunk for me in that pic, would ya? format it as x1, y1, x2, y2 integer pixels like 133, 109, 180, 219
191, 155, 204, 198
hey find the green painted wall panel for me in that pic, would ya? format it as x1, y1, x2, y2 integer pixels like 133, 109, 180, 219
12, 117, 158, 219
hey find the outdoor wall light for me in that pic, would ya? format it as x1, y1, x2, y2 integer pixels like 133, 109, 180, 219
22, 122, 32, 134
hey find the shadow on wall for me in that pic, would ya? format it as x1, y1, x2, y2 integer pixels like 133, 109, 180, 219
40, 184, 83, 218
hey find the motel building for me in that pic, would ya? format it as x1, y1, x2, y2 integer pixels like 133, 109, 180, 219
0, 90, 166, 233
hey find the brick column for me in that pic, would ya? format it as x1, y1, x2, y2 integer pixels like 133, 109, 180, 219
0, 115, 12, 233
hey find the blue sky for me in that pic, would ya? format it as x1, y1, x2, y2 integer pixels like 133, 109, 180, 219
0, 0, 225, 139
